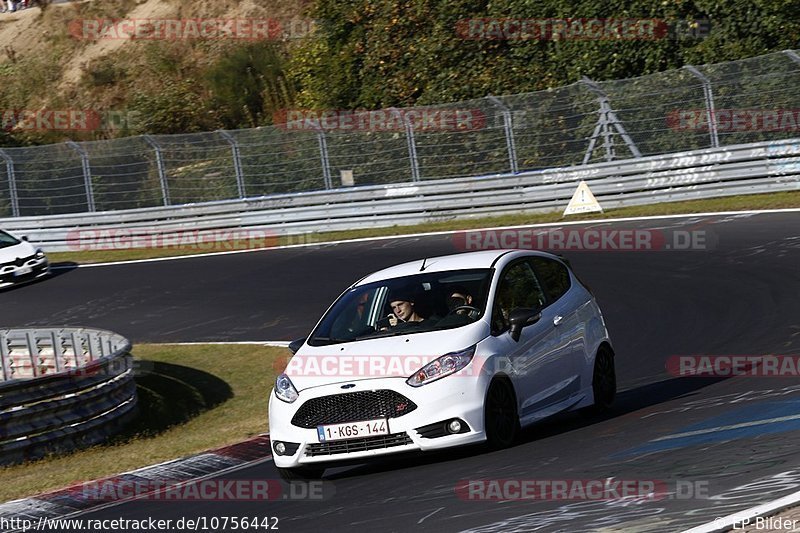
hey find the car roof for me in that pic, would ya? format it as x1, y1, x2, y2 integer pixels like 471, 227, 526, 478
355, 249, 559, 285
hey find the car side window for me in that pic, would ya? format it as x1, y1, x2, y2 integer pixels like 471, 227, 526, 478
0, 231, 19, 246
329, 288, 376, 339
530, 257, 571, 303
491, 261, 546, 335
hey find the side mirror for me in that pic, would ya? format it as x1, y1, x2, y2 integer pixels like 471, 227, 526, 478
288, 337, 306, 354
508, 307, 542, 342
21, 236, 28, 242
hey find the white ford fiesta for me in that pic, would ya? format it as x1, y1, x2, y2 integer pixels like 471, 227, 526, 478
0, 230, 49, 289
269, 249, 615, 479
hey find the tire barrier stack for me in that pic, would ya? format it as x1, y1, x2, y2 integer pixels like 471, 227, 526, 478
0, 328, 137, 465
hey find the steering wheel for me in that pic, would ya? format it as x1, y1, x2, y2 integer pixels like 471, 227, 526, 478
447, 305, 482, 318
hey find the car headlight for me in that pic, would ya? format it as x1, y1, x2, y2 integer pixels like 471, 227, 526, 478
35, 249, 46, 259
274, 373, 299, 403
406, 345, 476, 387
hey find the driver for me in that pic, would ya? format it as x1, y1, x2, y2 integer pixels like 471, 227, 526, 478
447, 285, 474, 314
388, 293, 424, 326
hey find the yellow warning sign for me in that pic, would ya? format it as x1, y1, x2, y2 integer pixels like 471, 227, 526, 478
563, 180, 603, 216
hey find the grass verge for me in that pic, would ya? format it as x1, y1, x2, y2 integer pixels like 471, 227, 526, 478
48, 190, 800, 265
0, 343, 287, 503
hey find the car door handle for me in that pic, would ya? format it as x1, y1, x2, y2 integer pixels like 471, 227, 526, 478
553, 315, 564, 326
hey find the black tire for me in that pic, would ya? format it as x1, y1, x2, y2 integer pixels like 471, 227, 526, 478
484, 378, 520, 449
587, 346, 616, 414
277, 465, 325, 481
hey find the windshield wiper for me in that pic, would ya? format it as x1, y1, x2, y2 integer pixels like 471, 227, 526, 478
354, 329, 414, 340
309, 336, 349, 345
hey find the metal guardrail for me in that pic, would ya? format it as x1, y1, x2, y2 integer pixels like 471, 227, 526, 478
1, 138, 797, 252
0, 328, 137, 465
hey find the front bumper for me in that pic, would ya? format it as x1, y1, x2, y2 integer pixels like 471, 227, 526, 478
0, 257, 49, 288
268, 374, 489, 469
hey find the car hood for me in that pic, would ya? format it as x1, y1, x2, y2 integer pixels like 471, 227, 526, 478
284, 321, 489, 392
0, 241, 36, 264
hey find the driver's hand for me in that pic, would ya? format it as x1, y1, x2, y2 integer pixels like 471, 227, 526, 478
388, 313, 398, 327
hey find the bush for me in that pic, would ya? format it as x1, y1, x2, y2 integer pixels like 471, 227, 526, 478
129, 80, 218, 135
205, 42, 295, 130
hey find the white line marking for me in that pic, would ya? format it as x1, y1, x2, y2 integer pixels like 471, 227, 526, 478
55, 207, 800, 268
157, 341, 291, 347
418, 507, 445, 524
683, 490, 800, 533
652, 414, 800, 442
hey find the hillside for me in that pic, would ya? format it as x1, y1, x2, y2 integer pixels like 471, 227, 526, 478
0, 0, 798, 146
0, 0, 305, 145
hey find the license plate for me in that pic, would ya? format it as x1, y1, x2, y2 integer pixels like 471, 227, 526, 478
14, 266, 32, 276
317, 419, 389, 442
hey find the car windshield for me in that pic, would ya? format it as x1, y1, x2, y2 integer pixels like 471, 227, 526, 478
0, 231, 20, 249
308, 268, 493, 346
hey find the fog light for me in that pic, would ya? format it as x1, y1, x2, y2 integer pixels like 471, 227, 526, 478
447, 419, 462, 434
274, 442, 286, 455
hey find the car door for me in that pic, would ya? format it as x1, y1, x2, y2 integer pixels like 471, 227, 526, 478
490, 259, 574, 423
529, 256, 584, 398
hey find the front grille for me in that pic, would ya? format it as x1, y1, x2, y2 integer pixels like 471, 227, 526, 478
1, 254, 35, 269
305, 432, 413, 457
291, 390, 417, 428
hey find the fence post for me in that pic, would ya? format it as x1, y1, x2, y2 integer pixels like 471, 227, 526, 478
487, 96, 519, 174
579, 77, 642, 164
683, 65, 719, 149
66, 141, 95, 212
0, 331, 10, 381
389, 108, 420, 181
71, 331, 85, 367
0, 149, 19, 217
218, 130, 246, 198
50, 330, 63, 373
143, 135, 171, 206
316, 130, 332, 189
25, 330, 38, 378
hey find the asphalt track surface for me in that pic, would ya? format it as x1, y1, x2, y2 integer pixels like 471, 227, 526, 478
2, 211, 800, 532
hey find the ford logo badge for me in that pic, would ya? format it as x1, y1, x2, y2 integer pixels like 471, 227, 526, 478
341, 383, 356, 389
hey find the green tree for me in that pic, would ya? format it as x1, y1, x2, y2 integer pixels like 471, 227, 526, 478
289, 0, 800, 109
